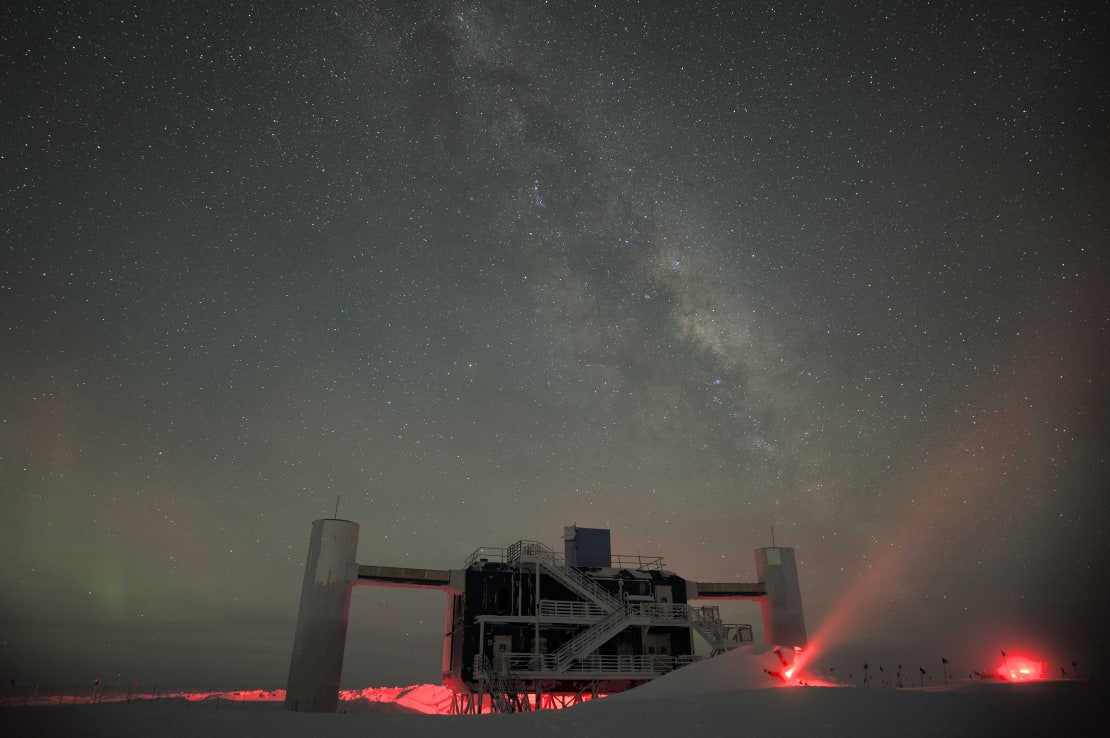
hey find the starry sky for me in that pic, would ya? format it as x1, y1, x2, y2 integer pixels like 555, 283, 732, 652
2, 1, 1108, 688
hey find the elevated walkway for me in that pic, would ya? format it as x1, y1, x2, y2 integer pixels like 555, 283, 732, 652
689, 581, 768, 599
494, 652, 701, 680
495, 602, 751, 677
356, 565, 460, 592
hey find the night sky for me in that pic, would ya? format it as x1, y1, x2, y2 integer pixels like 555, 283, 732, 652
3, 2, 1108, 689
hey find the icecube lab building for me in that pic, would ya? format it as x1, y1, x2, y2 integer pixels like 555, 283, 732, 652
286, 519, 807, 713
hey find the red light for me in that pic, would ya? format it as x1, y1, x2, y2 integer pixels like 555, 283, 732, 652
996, 655, 1046, 682
785, 641, 814, 678
766, 644, 835, 686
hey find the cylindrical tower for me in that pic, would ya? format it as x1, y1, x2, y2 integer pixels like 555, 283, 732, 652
286, 518, 360, 712
754, 546, 807, 649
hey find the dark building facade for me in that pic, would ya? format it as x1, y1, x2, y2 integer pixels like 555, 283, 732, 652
441, 529, 752, 701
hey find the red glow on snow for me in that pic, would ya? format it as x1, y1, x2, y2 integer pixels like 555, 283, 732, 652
766, 644, 838, 687
132, 686, 602, 713
337, 685, 601, 713
997, 656, 1047, 682
782, 641, 817, 682
769, 661, 838, 688
8, 685, 592, 713
177, 689, 285, 703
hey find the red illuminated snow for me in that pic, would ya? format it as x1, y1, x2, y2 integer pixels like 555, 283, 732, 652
1, 648, 1102, 736
996, 655, 1048, 682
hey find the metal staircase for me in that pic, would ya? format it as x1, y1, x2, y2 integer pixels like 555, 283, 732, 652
690, 606, 751, 655
549, 604, 633, 670
495, 540, 751, 677
475, 655, 530, 713
541, 603, 750, 673
506, 540, 623, 612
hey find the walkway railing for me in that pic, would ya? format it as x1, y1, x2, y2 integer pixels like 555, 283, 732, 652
690, 605, 753, 654
505, 652, 698, 675
466, 540, 666, 571
537, 599, 607, 620
546, 602, 709, 672
610, 553, 667, 570
549, 604, 631, 669
509, 540, 624, 612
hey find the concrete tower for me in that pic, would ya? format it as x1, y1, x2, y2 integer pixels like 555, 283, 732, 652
754, 546, 807, 649
286, 518, 360, 712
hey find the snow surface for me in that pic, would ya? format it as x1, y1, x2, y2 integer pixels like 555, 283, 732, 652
3, 648, 1105, 737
